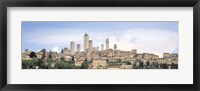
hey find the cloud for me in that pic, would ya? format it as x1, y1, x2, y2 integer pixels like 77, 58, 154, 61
27, 34, 82, 46
23, 27, 178, 57
129, 37, 137, 43
52, 47, 60, 53
109, 28, 178, 57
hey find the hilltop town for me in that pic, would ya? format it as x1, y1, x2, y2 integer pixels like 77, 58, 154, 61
22, 33, 178, 69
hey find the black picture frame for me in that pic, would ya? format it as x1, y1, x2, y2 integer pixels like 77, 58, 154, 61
0, 0, 199, 91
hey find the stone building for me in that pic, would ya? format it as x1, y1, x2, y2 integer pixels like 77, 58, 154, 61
142, 53, 159, 60
114, 44, 117, 51
163, 53, 170, 58
136, 54, 143, 60
131, 49, 137, 54
91, 60, 107, 69
22, 33, 178, 69
106, 38, 109, 49
64, 47, 69, 54
84, 33, 89, 52
89, 40, 93, 51
22, 53, 31, 60
77, 44, 80, 52
101, 44, 104, 51
70, 41, 75, 55
96, 47, 99, 51
170, 53, 178, 58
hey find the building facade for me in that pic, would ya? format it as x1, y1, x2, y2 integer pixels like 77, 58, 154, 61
106, 38, 109, 49
84, 33, 89, 52
89, 40, 93, 51
77, 44, 80, 52
101, 44, 104, 51
97, 47, 99, 51
70, 41, 75, 55
64, 47, 69, 54
114, 44, 117, 51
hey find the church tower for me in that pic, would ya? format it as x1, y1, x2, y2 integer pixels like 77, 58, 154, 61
106, 38, 109, 49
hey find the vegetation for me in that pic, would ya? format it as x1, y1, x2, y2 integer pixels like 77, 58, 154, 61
22, 60, 34, 69
126, 61, 132, 65
61, 49, 64, 53
41, 49, 46, 59
81, 59, 89, 69
29, 52, 37, 58
22, 52, 177, 69
22, 57, 76, 69
48, 51, 52, 59
22, 52, 77, 69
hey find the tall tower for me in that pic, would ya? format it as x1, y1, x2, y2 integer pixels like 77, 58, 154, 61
70, 41, 75, 55
101, 44, 104, 51
89, 40, 93, 51
114, 44, 117, 51
131, 49, 137, 54
106, 38, 109, 49
97, 47, 99, 51
25, 49, 29, 54
84, 33, 89, 52
64, 47, 69, 54
77, 44, 80, 52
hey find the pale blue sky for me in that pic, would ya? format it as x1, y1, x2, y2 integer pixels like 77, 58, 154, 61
22, 21, 178, 56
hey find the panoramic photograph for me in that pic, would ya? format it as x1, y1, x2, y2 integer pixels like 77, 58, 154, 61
22, 22, 178, 69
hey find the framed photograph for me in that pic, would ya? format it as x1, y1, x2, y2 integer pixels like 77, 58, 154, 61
0, 0, 199, 91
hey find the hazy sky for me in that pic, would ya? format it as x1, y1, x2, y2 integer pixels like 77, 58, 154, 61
22, 21, 178, 57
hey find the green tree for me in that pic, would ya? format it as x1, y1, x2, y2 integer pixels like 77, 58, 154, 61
127, 61, 132, 65
48, 62, 56, 69
22, 60, 34, 69
32, 57, 38, 62
61, 49, 64, 53
48, 51, 52, 59
60, 57, 65, 61
81, 59, 89, 69
29, 51, 37, 58
55, 60, 75, 69
63, 62, 76, 69
37, 59, 44, 68
47, 57, 53, 62
117, 59, 122, 63
72, 56, 75, 62
146, 61, 150, 66
41, 49, 46, 59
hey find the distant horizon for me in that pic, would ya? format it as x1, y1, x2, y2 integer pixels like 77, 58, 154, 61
22, 21, 178, 57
